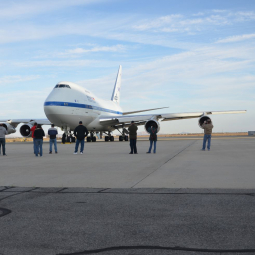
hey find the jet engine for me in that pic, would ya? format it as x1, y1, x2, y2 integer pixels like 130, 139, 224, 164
198, 116, 212, 128
20, 123, 33, 137
2, 123, 16, 135
144, 119, 160, 134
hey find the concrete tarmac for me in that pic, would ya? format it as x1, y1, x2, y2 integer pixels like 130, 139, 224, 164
0, 137, 255, 255
0, 137, 254, 188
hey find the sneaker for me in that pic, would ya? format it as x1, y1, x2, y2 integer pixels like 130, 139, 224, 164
3, 154, 7, 156
73, 152, 77, 154
49, 152, 52, 154
55, 152, 58, 154
201, 149, 205, 151
80, 152, 83, 154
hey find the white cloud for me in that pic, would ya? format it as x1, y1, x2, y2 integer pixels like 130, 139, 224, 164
133, 11, 255, 34
216, 33, 255, 43
63, 44, 126, 55
13, 60, 97, 68
0, 75, 40, 85
0, 0, 105, 20
0, 88, 51, 119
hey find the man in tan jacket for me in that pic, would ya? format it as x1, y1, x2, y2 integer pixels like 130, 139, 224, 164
128, 121, 138, 154
202, 119, 214, 151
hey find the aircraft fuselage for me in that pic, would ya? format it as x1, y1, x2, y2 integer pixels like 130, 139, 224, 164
44, 81, 123, 131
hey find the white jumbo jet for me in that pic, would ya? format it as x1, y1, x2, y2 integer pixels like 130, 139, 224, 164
0, 65, 246, 141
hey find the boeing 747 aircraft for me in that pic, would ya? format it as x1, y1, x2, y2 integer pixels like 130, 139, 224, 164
0, 66, 246, 142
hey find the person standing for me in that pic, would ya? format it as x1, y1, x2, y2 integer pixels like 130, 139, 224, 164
0, 123, 8, 156
48, 124, 58, 154
201, 119, 214, 151
128, 121, 138, 154
73, 121, 88, 154
34, 124, 45, 157
62, 133, 66, 144
147, 126, 157, 154
31, 122, 37, 154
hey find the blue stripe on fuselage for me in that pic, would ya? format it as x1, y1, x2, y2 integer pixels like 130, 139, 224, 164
44, 101, 123, 115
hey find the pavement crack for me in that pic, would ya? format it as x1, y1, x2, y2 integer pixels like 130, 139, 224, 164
97, 188, 110, 193
131, 140, 197, 188
0, 192, 24, 202
56, 245, 255, 254
0, 207, 12, 218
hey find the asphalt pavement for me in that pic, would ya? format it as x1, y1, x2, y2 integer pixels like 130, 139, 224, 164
0, 137, 255, 255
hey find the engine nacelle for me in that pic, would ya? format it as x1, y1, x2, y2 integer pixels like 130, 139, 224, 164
144, 119, 160, 134
2, 123, 16, 135
20, 123, 33, 137
198, 116, 212, 129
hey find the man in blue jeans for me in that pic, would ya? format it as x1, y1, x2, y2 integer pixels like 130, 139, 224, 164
202, 119, 214, 151
48, 124, 58, 154
73, 121, 88, 154
0, 123, 8, 156
147, 126, 157, 154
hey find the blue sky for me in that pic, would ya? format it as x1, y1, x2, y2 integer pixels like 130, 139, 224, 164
0, 0, 254, 134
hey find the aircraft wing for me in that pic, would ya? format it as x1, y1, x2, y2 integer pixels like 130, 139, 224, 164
123, 107, 168, 115
0, 119, 51, 126
100, 110, 246, 128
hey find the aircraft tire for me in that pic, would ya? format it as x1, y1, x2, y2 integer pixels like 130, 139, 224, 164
119, 136, 123, 141
124, 135, 129, 141
110, 136, 114, 142
92, 137, 96, 142
87, 137, 91, 142
105, 136, 109, 142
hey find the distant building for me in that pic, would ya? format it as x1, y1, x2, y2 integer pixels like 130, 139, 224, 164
248, 131, 255, 136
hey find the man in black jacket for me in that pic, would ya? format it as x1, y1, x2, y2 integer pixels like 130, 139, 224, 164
128, 121, 138, 154
73, 121, 88, 154
34, 124, 45, 157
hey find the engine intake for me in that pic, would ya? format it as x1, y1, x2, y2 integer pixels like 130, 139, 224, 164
144, 119, 160, 134
20, 124, 33, 137
198, 116, 212, 129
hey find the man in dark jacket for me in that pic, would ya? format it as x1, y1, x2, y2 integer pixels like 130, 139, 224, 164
73, 121, 88, 154
48, 124, 58, 154
31, 122, 37, 154
128, 121, 138, 154
0, 123, 8, 156
147, 126, 157, 154
34, 124, 45, 157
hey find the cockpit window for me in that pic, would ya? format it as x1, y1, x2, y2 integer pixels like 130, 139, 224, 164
55, 84, 71, 89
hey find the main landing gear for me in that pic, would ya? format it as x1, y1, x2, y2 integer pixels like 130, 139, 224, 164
104, 131, 114, 142
87, 132, 97, 142
118, 135, 128, 141
116, 127, 129, 142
